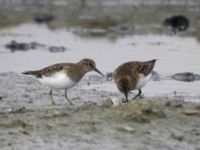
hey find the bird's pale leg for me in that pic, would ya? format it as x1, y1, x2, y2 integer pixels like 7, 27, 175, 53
64, 90, 74, 105
133, 89, 142, 100
49, 89, 55, 105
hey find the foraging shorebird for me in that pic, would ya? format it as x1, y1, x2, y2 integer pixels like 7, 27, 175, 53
113, 59, 157, 102
22, 58, 104, 105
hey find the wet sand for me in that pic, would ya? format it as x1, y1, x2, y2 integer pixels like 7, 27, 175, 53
1, 72, 200, 150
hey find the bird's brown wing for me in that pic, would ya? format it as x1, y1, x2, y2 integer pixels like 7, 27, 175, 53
39, 63, 74, 77
130, 60, 156, 76
22, 63, 74, 78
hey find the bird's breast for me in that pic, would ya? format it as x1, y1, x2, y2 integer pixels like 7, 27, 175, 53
38, 71, 76, 89
135, 73, 152, 90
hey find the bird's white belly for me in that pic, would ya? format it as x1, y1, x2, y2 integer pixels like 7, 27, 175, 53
38, 71, 76, 89
135, 73, 152, 90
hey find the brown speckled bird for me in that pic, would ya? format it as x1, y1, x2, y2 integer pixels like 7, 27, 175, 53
22, 58, 104, 105
113, 59, 157, 102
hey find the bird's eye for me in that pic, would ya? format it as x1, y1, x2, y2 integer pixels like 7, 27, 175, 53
89, 63, 93, 67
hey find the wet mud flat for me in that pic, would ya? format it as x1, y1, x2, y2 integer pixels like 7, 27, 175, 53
1, 94, 200, 150
1, 73, 200, 150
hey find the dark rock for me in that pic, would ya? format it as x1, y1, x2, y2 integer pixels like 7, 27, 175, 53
171, 72, 200, 82
34, 13, 55, 24
49, 46, 66, 53
5, 41, 67, 53
162, 15, 189, 34
5, 41, 45, 52
5, 40, 30, 52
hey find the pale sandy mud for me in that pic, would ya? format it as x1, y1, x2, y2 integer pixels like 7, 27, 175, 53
0, 72, 200, 150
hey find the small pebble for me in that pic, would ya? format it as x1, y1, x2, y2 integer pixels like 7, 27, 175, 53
116, 125, 135, 133
110, 97, 121, 106
181, 109, 200, 116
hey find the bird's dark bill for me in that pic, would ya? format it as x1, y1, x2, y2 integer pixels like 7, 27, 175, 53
94, 68, 104, 76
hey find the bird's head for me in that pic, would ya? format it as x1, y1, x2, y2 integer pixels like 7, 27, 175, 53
78, 58, 104, 76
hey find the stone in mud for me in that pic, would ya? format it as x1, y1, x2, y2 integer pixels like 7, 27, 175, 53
103, 98, 121, 107
116, 125, 135, 133
34, 13, 55, 24
5, 40, 30, 52
171, 72, 200, 82
5, 41, 45, 52
180, 109, 200, 116
49, 46, 66, 53
162, 15, 189, 34
5, 41, 67, 53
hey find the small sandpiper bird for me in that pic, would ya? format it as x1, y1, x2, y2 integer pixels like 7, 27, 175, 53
22, 58, 104, 105
113, 59, 157, 102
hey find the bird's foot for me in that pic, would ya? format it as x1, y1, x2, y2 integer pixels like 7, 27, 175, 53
132, 94, 144, 100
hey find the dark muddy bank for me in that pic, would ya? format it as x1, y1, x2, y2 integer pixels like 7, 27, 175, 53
0, 0, 200, 39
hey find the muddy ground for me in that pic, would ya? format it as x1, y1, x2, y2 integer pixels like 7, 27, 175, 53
0, 0, 200, 149
0, 72, 200, 150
